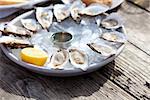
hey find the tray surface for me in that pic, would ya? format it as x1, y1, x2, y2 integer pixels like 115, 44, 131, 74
0, 1, 126, 76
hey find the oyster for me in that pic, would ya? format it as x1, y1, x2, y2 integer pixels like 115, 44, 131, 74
101, 13, 124, 29
54, 4, 70, 22
21, 19, 42, 32
0, 36, 33, 48
61, 0, 75, 4
70, 0, 86, 20
87, 43, 116, 57
2, 25, 33, 37
36, 7, 53, 30
80, 3, 109, 16
49, 49, 69, 69
100, 31, 127, 43
69, 48, 88, 71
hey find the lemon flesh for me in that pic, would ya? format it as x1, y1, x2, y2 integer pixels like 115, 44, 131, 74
20, 48, 48, 66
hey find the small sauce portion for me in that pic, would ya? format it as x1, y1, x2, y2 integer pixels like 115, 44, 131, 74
52, 32, 73, 43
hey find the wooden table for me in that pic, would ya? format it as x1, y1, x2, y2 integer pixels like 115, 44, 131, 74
0, 1, 150, 100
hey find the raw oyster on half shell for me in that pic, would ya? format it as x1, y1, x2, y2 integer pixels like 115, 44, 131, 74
21, 19, 42, 32
36, 7, 53, 30
54, 4, 70, 22
61, 0, 75, 4
0, 36, 33, 48
100, 31, 126, 43
69, 48, 88, 71
87, 43, 116, 57
2, 25, 33, 37
49, 49, 69, 69
70, 0, 86, 20
101, 13, 124, 29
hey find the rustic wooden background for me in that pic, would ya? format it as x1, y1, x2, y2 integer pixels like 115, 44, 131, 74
0, 1, 150, 100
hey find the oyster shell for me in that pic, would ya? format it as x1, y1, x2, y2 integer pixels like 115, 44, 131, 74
36, 7, 53, 30
100, 31, 127, 43
101, 13, 124, 29
3, 25, 33, 37
21, 19, 42, 32
0, 36, 33, 48
61, 0, 75, 4
87, 43, 116, 57
54, 4, 70, 22
69, 48, 88, 71
70, 0, 86, 20
95, 15, 102, 27
80, 3, 109, 16
49, 49, 69, 69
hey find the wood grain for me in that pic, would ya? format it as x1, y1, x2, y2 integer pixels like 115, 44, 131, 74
0, 49, 136, 100
127, 0, 150, 12
118, 1, 150, 54
100, 43, 150, 100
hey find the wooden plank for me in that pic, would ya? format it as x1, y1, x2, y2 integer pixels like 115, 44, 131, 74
100, 42, 150, 100
118, 1, 150, 54
0, 49, 135, 100
127, 0, 150, 12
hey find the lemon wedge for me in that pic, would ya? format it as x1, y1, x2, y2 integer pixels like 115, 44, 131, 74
20, 48, 48, 66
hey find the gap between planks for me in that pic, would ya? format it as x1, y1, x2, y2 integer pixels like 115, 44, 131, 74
99, 42, 150, 100
118, 1, 150, 55
127, 0, 150, 13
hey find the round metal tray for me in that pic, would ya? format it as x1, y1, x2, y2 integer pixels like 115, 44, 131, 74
0, 5, 126, 77
110, 0, 124, 10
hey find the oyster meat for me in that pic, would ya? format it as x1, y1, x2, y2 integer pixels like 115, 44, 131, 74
101, 13, 124, 29
69, 48, 88, 71
101, 19, 118, 28
70, 0, 86, 20
21, 19, 42, 32
87, 43, 116, 57
80, 3, 109, 16
54, 4, 70, 22
0, 36, 33, 48
36, 7, 53, 30
100, 31, 126, 43
2, 25, 33, 37
49, 49, 69, 69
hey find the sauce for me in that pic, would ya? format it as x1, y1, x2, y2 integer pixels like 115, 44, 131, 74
52, 32, 73, 43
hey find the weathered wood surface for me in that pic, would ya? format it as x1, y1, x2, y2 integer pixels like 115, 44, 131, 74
0, 50, 136, 100
0, 1, 150, 100
128, 0, 150, 12
100, 43, 150, 100
119, 1, 150, 54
